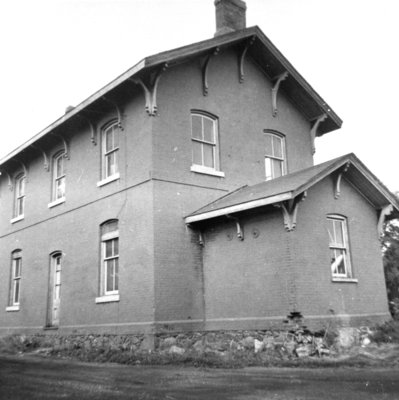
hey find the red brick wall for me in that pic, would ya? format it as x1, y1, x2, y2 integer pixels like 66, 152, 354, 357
199, 175, 390, 330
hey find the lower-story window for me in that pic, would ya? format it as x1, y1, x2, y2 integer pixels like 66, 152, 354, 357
327, 215, 353, 279
8, 250, 22, 310
96, 220, 120, 303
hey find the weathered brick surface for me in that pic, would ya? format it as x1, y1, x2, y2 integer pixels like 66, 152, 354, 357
0, 44, 389, 336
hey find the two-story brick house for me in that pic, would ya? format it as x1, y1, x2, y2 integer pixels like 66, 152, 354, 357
1, 0, 398, 336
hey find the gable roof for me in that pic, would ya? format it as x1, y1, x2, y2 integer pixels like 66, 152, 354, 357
0, 26, 342, 168
185, 153, 399, 224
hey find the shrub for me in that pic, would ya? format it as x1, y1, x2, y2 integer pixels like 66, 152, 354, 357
371, 321, 399, 343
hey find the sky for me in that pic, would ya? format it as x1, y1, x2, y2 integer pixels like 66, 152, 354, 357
0, 0, 398, 192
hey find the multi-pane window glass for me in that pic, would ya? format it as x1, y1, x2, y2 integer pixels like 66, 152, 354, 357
191, 113, 219, 170
102, 123, 119, 179
264, 133, 285, 181
11, 251, 22, 306
53, 153, 66, 200
14, 175, 25, 217
54, 254, 62, 301
327, 216, 352, 278
101, 220, 119, 295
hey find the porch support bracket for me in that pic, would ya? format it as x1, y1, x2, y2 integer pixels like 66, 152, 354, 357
198, 231, 204, 247
238, 36, 255, 83
271, 71, 288, 117
202, 47, 220, 96
274, 191, 307, 232
378, 204, 394, 237
31, 145, 49, 171
131, 63, 168, 116
334, 162, 350, 199
226, 214, 244, 240
310, 113, 327, 154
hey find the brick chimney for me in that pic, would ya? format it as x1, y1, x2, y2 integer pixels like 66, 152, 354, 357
214, 0, 247, 37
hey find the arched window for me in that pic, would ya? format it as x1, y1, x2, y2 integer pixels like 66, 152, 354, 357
190, 111, 223, 176
101, 121, 119, 181
97, 220, 119, 302
47, 252, 62, 327
264, 131, 286, 181
13, 174, 26, 219
52, 152, 66, 202
7, 250, 22, 310
326, 215, 353, 280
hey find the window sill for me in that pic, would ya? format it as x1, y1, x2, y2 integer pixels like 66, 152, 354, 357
95, 294, 120, 304
332, 277, 358, 283
48, 197, 65, 208
10, 215, 24, 224
97, 173, 120, 187
190, 165, 225, 177
6, 305, 20, 312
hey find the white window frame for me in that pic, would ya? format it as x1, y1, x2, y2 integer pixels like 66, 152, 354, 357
49, 152, 66, 206
190, 112, 223, 176
101, 122, 119, 182
12, 174, 26, 221
96, 221, 120, 303
7, 251, 22, 311
264, 132, 286, 181
327, 215, 354, 281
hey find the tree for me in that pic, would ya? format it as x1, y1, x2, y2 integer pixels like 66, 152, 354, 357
381, 219, 399, 316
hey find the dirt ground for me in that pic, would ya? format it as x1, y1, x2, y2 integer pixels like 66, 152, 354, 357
0, 354, 399, 400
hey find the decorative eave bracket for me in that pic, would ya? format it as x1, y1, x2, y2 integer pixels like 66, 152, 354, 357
334, 162, 350, 199
101, 97, 124, 130
238, 36, 255, 83
0, 169, 13, 190
31, 145, 49, 171
50, 133, 70, 159
202, 48, 220, 96
131, 63, 168, 116
310, 113, 327, 155
378, 204, 394, 237
271, 71, 289, 117
226, 214, 244, 241
77, 114, 97, 145
15, 159, 28, 179
274, 191, 307, 232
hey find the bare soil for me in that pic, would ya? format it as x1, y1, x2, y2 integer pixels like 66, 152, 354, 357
1, 354, 399, 400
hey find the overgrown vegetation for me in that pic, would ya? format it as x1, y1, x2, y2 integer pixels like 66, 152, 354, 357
371, 320, 399, 344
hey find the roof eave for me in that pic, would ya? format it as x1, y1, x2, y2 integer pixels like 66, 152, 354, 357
185, 191, 293, 224
0, 26, 342, 167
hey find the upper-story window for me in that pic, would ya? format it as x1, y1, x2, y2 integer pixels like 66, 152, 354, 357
13, 174, 26, 220
264, 132, 286, 181
52, 152, 66, 203
190, 112, 224, 177
101, 122, 119, 182
327, 215, 353, 280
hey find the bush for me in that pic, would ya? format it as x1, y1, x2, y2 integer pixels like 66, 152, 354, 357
371, 321, 399, 343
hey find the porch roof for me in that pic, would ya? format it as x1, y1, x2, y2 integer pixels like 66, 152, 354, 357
185, 153, 399, 224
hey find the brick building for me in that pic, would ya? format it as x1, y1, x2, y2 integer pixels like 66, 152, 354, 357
0, 0, 398, 335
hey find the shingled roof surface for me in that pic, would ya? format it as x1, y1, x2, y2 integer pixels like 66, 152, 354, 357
186, 153, 399, 223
